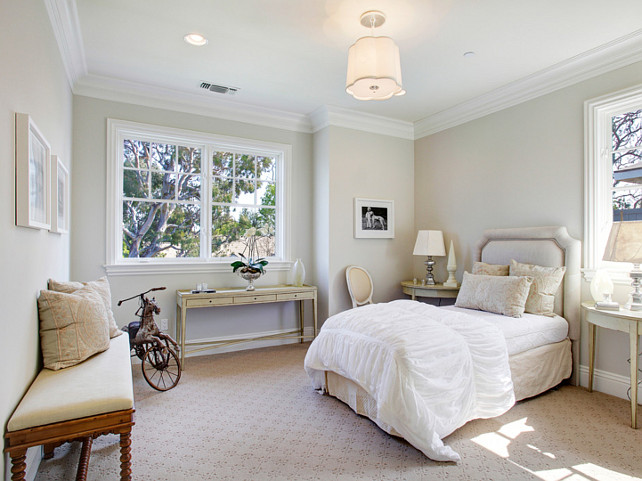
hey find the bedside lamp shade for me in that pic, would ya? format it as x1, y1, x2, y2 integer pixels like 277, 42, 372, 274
603, 221, 642, 310
413, 230, 446, 285
413, 230, 446, 256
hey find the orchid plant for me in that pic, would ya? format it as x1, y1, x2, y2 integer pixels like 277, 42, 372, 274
230, 227, 270, 274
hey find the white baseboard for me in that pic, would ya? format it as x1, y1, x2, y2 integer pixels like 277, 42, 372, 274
578, 364, 642, 405
4, 446, 41, 481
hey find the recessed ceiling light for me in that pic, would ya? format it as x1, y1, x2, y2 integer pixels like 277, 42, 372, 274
184, 33, 208, 46
463, 51, 476, 58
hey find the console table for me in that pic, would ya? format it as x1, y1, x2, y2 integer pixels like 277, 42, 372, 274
175, 285, 317, 368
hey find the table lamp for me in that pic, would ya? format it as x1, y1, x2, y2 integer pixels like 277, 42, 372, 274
602, 220, 642, 310
413, 230, 446, 285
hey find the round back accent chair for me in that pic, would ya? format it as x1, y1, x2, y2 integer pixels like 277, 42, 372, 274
345, 265, 374, 308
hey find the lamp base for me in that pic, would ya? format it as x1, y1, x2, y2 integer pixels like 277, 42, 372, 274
629, 266, 642, 311
424, 256, 436, 285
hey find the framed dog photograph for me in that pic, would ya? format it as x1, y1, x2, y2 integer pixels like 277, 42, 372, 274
354, 198, 394, 239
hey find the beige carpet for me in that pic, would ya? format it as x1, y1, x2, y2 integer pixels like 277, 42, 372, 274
36, 343, 642, 481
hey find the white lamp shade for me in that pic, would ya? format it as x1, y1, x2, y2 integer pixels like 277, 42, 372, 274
413, 230, 446, 257
603, 221, 642, 263
346, 36, 404, 101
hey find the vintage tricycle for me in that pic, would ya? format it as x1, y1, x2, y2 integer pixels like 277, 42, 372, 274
119, 287, 181, 391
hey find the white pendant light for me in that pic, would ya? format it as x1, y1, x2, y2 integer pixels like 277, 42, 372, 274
346, 11, 405, 101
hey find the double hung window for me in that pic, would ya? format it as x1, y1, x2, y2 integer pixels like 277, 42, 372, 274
107, 120, 290, 273
585, 85, 642, 277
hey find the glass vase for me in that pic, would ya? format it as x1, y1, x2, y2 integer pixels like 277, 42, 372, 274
292, 258, 305, 287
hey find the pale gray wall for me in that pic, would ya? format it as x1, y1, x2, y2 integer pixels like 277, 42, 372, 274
414, 60, 642, 381
0, 1, 73, 477
326, 126, 415, 317
71, 96, 314, 349
312, 128, 330, 321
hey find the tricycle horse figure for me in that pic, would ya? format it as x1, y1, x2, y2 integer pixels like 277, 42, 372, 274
119, 287, 181, 391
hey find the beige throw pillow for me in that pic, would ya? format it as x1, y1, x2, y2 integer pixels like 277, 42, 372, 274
48, 277, 121, 338
509, 260, 566, 316
38, 288, 111, 370
472, 262, 509, 276
455, 272, 533, 318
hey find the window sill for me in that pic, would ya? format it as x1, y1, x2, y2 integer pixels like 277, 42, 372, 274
104, 260, 293, 276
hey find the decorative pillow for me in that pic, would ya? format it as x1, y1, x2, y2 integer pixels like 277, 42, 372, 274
455, 272, 533, 318
472, 262, 509, 276
38, 288, 111, 370
509, 260, 566, 316
48, 277, 121, 338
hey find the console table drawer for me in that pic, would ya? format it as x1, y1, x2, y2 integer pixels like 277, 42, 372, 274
233, 294, 277, 305
186, 297, 232, 308
277, 292, 315, 301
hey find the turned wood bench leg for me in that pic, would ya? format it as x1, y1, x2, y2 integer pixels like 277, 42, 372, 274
9, 448, 27, 481
75, 437, 93, 481
43, 443, 56, 459
119, 430, 132, 481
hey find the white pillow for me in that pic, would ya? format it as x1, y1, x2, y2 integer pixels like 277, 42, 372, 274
455, 272, 533, 318
509, 260, 566, 316
472, 261, 509, 276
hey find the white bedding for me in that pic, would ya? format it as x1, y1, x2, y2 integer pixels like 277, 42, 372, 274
441, 306, 568, 355
304, 300, 515, 462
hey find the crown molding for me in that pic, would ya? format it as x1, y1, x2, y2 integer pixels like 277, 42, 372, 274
44, 0, 87, 88
74, 74, 313, 133
414, 28, 642, 139
310, 105, 414, 140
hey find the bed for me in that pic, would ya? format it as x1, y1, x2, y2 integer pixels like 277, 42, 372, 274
304, 226, 581, 462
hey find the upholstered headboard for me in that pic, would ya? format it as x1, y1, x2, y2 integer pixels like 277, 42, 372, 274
474, 226, 581, 383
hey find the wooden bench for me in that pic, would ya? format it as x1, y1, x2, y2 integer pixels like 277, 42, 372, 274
4, 334, 135, 480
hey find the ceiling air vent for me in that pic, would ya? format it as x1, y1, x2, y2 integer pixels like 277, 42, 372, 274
200, 82, 239, 95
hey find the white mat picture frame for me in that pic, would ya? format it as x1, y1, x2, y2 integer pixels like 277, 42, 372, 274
50, 155, 69, 234
354, 198, 394, 239
15, 113, 51, 230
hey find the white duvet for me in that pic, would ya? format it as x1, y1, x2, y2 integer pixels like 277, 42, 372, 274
304, 300, 515, 462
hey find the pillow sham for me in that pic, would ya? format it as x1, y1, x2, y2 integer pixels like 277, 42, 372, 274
455, 271, 532, 318
48, 277, 121, 338
509, 260, 566, 316
472, 261, 509, 276
38, 288, 111, 370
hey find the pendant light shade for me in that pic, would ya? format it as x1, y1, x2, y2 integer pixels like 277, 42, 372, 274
346, 11, 405, 101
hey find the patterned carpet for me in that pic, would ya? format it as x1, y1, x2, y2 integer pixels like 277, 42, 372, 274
36, 343, 642, 481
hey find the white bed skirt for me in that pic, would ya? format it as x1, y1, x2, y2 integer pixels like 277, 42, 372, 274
324, 338, 571, 439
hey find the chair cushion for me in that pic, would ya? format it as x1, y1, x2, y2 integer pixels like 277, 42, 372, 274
7, 334, 133, 432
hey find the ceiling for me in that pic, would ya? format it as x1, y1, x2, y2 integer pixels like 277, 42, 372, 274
52, 0, 642, 134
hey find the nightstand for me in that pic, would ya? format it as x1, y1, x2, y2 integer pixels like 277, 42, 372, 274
582, 301, 642, 428
401, 281, 460, 304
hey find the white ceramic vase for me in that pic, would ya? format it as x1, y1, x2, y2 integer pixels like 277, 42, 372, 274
292, 258, 306, 287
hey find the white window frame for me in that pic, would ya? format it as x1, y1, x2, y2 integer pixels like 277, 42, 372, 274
584, 83, 642, 282
106, 119, 291, 275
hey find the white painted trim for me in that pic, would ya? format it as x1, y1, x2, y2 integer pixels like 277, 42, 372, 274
43, 0, 87, 88
578, 364, 642, 405
106, 119, 292, 269
583, 84, 642, 273
77, 74, 312, 134
104, 260, 293, 276
182, 326, 315, 357
310, 105, 414, 140
414, 29, 642, 139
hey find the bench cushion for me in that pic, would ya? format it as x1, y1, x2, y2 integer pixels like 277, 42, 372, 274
7, 334, 133, 432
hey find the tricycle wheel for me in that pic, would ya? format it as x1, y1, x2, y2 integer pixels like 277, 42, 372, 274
141, 346, 181, 391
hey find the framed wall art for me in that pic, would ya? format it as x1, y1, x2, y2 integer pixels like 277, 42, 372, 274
50, 155, 69, 234
15, 113, 51, 230
354, 198, 394, 239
